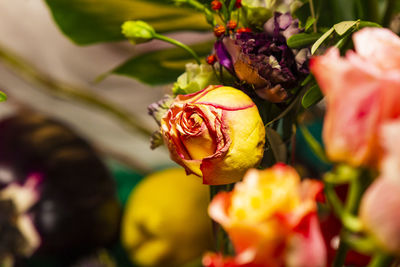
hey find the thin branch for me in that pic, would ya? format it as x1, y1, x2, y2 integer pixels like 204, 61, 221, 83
309, 0, 317, 33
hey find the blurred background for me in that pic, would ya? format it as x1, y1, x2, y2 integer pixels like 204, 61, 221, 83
0, 1, 215, 266
0, 0, 172, 170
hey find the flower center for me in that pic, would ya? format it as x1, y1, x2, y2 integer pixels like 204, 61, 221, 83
178, 108, 217, 160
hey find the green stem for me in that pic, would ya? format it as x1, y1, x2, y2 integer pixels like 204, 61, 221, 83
309, 0, 317, 33
220, 0, 229, 23
333, 241, 349, 267
154, 34, 201, 65
324, 183, 363, 232
382, 0, 396, 27
209, 184, 235, 255
299, 126, 329, 163
331, 173, 365, 266
343, 234, 376, 254
228, 0, 236, 19
345, 175, 364, 214
367, 253, 393, 267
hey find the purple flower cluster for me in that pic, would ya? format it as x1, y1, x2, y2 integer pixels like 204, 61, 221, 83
216, 12, 310, 103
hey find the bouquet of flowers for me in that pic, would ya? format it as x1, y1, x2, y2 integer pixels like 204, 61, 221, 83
2, 0, 400, 266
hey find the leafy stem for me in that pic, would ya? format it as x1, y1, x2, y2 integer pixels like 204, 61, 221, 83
330, 171, 367, 267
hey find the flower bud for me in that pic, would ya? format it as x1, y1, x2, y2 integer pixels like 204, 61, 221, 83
211, 0, 222, 10
214, 25, 226, 37
235, 0, 242, 8
206, 54, 217, 65
121, 20, 156, 44
227, 20, 238, 30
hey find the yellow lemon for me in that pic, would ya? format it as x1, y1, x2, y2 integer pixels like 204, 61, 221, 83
121, 168, 213, 267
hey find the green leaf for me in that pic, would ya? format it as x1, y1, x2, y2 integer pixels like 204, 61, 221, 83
301, 74, 313, 86
311, 27, 334, 54
0, 91, 7, 102
358, 21, 382, 28
302, 84, 323, 108
333, 20, 359, 35
44, 0, 210, 45
111, 42, 213, 85
311, 19, 381, 55
287, 32, 322, 49
265, 127, 287, 163
304, 16, 316, 31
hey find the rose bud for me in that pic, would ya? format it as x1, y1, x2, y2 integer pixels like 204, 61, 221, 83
235, 0, 242, 8
206, 164, 326, 267
214, 25, 226, 37
160, 85, 265, 185
206, 54, 217, 65
122, 20, 156, 45
310, 28, 400, 167
227, 20, 238, 31
219, 12, 310, 103
211, 0, 222, 10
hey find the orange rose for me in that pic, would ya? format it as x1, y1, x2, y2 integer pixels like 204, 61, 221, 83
206, 164, 326, 267
161, 85, 265, 185
310, 28, 400, 167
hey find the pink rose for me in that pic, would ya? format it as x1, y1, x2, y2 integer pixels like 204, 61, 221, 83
310, 28, 400, 167
360, 121, 400, 255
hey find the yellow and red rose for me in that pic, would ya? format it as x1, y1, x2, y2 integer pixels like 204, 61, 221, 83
161, 85, 265, 185
205, 164, 326, 267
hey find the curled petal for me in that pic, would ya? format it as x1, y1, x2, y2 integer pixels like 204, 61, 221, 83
353, 27, 400, 71
215, 40, 234, 73
161, 86, 265, 185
